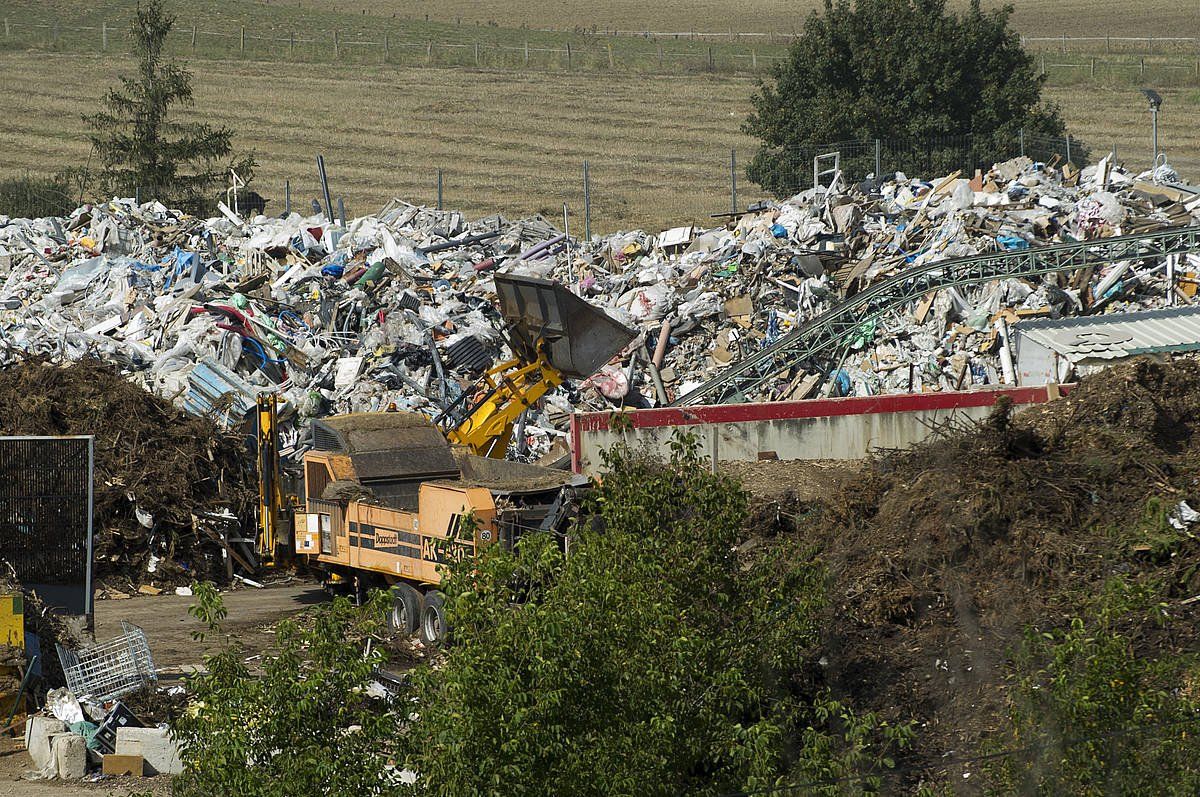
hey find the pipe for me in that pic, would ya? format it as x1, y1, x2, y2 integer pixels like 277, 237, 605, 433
647, 360, 669, 405
518, 233, 567, 261
316, 154, 334, 225
417, 230, 501, 255
652, 321, 671, 368
995, 318, 1016, 385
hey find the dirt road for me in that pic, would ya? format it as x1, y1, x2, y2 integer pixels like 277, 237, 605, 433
94, 581, 327, 678
1, 581, 327, 795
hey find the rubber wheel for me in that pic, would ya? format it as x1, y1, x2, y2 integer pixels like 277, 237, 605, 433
388, 583, 422, 636
420, 590, 448, 646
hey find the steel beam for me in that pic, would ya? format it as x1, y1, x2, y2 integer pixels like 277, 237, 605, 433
674, 226, 1200, 406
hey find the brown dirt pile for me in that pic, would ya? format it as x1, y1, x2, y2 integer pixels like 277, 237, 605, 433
773, 358, 1200, 789
0, 359, 255, 584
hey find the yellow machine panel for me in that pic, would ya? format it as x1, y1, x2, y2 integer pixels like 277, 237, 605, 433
299, 482, 497, 587
0, 593, 23, 649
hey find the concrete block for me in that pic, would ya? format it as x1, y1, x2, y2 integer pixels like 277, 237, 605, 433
24, 716, 67, 770
116, 726, 182, 775
52, 732, 87, 779
102, 753, 145, 776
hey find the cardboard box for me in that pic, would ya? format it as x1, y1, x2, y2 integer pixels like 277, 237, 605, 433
102, 753, 145, 777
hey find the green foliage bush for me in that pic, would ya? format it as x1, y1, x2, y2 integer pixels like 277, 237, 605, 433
405, 438, 911, 796
173, 589, 404, 797
987, 578, 1200, 796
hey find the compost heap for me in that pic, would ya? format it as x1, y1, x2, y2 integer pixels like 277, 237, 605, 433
0, 359, 254, 584
759, 357, 1200, 790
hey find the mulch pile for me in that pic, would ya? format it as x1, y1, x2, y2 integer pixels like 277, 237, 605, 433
0, 359, 255, 586
764, 357, 1200, 790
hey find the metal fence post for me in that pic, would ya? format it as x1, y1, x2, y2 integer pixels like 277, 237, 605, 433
583, 160, 591, 240
316, 155, 334, 223
730, 149, 738, 213
566, 41, 572, 70
334, 30, 340, 59
874, 138, 881, 177
1066, 134, 1072, 164
191, 24, 196, 50
3, 18, 8, 38
285, 180, 291, 216
437, 168, 443, 210
1019, 129, 1025, 157
240, 26, 245, 53
102, 21, 107, 50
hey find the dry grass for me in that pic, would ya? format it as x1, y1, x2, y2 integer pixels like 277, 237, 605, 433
1, 52, 1198, 234
305, 0, 1200, 37
1045, 85, 1200, 176
0, 52, 754, 232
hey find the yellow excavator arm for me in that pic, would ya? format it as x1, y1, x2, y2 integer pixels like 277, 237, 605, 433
444, 274, 636, 459
256, 392, 283, 562
445, 348, 564, 458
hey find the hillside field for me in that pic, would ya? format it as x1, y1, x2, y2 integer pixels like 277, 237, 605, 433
3, 50, 1199, 233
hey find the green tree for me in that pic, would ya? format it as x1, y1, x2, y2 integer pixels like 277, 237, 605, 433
406, 439, 911, 796
173, 443, 911, 796
173, 587, 406, 797
744, 0, 1074, 194
83, 0, 253, 214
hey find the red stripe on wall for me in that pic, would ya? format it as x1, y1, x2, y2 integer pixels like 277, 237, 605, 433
573, 385, 1072, 434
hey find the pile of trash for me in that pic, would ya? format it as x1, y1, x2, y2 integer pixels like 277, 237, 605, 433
1, 154, 1197, 466
0, 360, 254, 583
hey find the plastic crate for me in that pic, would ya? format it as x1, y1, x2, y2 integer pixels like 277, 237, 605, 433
56, 622, 157, 702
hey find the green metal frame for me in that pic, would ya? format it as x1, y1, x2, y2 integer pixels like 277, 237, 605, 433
674, 226, 1200, 406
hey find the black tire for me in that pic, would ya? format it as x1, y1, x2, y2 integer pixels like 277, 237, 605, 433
388, 583, 422, 636
420, 590, 448, 646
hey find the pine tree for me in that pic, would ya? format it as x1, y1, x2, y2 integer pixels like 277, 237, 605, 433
744, 0, 1077, 195
84, 0, 253, 214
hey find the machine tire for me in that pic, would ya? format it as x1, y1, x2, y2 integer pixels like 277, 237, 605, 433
388, 583, 422, 636
420, 590, 448, 646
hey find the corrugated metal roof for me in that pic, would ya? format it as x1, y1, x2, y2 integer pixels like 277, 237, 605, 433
1015, 306, 1200, 362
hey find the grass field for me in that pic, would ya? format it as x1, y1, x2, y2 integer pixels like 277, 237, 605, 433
0, 52, 753, 231
297, 0, 1200, 38
3, 49, 1198, 234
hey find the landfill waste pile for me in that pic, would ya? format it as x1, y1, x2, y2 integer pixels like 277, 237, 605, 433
0, 154, 1196, 467
0, 360, 254, 585
750, 357, 1200, 790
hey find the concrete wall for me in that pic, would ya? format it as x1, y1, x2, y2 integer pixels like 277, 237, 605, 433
570, 385, 1067, 475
